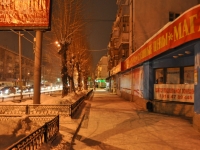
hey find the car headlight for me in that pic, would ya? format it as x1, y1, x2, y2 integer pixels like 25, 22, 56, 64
5, 89, 9, 94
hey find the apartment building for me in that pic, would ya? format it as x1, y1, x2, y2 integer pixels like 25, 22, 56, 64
0, 46, 34, 86
107, 0, 200, 132
0, 46, 61, 86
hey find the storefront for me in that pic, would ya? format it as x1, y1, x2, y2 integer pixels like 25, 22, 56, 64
109, 62, 123, 94
117, 5, 200, 132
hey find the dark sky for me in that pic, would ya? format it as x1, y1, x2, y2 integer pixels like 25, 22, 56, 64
0, 0, 117, 70
0, 30, 35, 59
84, 0, 117, 69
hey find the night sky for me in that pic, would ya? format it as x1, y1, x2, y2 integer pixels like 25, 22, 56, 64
0, 0, 117, 70
84, 0, 117, 69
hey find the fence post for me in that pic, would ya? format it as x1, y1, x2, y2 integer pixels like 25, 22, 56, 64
70, 105, 72, 117
26, 105, 29, 114
44, 123, 48, 143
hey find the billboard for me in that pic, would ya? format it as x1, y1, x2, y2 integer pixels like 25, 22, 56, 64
0, 0, 51, 30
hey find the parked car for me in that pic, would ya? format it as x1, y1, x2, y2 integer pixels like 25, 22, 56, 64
16, 86, 28, 93
27, 85, 34, 93
0, 86, 16, 95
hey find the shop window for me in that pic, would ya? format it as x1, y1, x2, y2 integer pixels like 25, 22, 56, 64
155, 69, 164, 84
166, 68, 180, 84
184, 66, 194, 84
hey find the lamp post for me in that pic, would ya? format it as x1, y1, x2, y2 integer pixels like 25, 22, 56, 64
19, 31, 24, 101
27, 72, 30, 86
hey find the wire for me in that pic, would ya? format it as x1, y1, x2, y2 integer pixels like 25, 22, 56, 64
88, 48, 107, 51
22, 36, 34, 44
84, 19, 115, 22
10, 29, 34, 44
23, 29, 35, 38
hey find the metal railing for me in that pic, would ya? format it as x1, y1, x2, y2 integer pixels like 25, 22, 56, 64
6, 115, 59, 150
0, 89, 93, 118
0, 104, 71, 117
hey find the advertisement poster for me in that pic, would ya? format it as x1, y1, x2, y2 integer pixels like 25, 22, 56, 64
154, 84, 194, 102
132, 66, 143, 98
0, 0, 51, 30
120, 73, 131, 94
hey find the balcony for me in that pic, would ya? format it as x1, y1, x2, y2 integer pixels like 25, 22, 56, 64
117, 32, 129, 48
111, 28, 119, 39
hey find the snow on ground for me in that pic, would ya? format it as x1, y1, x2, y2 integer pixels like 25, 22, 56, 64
0, 90, 89, 149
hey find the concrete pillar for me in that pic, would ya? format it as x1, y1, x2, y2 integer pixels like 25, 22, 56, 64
143, 61, 154, 100
193, 41, 200, 132
33, 31, 43, 104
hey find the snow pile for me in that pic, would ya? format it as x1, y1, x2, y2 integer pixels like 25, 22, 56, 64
0, 115, 41, 149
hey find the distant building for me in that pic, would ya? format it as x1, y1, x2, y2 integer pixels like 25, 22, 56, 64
95, 55, 109, 88
0, 46, 34, 86
0, 46, 60, 86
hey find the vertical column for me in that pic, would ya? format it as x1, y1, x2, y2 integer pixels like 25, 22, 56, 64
194, 42, 200, 112
33, 30, 43, 104
143, 61, 154, 100
19, 31, 23, 101
194, 41, 200, 132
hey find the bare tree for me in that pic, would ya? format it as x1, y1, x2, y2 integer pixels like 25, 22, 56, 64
67, 28, 92, 92
50, 0, 89, 97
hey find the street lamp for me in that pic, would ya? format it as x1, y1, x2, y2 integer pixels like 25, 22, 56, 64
27, 72, 30, 86
19, 31, 24, 101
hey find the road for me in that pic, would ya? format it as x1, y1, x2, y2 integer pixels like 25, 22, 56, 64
0, 88, 62, 102
71, 89, 200, 150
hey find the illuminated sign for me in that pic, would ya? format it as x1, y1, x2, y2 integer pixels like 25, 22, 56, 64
124, 5, 200, 70
0, 0, 51, 30
110, 62, 123, 75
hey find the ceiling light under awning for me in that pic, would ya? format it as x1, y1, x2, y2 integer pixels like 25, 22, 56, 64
178, 53, 184, 56
185, 51, 191, 54
173, 56, 178, 58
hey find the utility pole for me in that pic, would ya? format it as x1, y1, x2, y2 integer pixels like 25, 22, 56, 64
19, 31, 23, 101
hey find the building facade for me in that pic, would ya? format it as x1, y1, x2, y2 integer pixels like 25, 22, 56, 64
0, 46, 34, 86
107, 0, 200, 132
0, 46, 61, 87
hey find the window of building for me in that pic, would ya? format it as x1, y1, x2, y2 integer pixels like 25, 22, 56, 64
155, 66, 194, 86
169, 12, 180, 21
184, 66, 194, 84
155, 68, 164, 84
166, 68, 180, 84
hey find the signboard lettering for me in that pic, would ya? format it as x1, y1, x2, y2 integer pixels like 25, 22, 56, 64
124, 5, 200, 70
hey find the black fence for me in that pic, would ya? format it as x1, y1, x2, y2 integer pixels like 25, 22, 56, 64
0, 104, 71, 117
6, 115, 59, 150
0, 89, 93, 118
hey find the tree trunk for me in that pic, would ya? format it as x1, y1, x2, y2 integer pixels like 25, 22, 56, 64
58, 42, 69, 98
